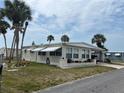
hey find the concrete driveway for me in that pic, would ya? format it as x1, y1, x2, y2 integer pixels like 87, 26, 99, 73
98, 63, 124, 69
34, 68, 124, 93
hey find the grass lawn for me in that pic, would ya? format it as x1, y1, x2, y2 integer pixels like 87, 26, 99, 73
1, 62, 115, 93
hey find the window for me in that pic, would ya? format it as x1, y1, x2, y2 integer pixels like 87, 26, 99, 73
38, 52, 46, 56
38, 52, 41, 55
56, 52, 62, 56
50, 52, 56, 56
82, 49, 85, 53
41, 52, 46, 56
86, 50, 90, 58
86, 54, 89, 58
74, 48, 79, 53
73, 54, 79, 58
82, 54, 85, 58
82, 49, 85, 58
56, 48, 62, 56
66, 48, 72, 53
73, 48, 79, 58
66, 54, 72, 59
66, 48, 72, 59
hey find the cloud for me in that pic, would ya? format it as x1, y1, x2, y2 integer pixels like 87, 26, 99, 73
14, 0, 124, 49
0, 0, 124, 51
25, 0, 124, 33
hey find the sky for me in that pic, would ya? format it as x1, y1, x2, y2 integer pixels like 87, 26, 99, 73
0, 0, 124, 51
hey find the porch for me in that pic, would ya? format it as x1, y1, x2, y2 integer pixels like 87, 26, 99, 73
59, 58, 96, 69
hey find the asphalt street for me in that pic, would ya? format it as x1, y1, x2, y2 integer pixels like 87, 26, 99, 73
36, 69, 124, 93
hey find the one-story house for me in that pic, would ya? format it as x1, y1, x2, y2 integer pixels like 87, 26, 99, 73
22, 42, 105, 68
0, 47, 20, 59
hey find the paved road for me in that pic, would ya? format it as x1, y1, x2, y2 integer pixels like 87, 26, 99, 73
35, 69, 124, 93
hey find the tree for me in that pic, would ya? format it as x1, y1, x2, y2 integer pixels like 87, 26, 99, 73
47, 35, 54, 44
20, 21, 29, 62
61, 35, 69, 43
92, 34, 107, 50
0, 20, 10, 58
32, 41, 35, 46
3, 0, 32, 64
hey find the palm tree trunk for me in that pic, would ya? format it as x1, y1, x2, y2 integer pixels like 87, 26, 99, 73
20, 25, 28, 62
49, 41, 51, 45
15, 29, 19, 65
11, 38, 16, 59
97, 42, 102, 48
3, 34, 8, 59
9, 34, 16, 63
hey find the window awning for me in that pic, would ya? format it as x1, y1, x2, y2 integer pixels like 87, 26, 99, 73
41, 47, 61, 52
32, 47, 44, 52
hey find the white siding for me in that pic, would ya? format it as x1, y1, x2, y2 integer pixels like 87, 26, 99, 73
22, 45, 97, 68
63, 46, 92, 61
23, 49, 62, 66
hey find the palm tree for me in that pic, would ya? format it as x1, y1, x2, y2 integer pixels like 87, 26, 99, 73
0, 8, 5, 19
61, 35, 70, 43
3, 0, 32, 63
92, 34, 106, 49
0, 20, 10, 58
47, 35, 54, 44
32, 41, 35, 46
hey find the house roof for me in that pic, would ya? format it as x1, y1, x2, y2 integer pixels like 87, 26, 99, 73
65, 42, 104, 51
23, 42, 104, 51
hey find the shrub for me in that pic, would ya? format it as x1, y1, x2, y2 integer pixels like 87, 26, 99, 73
67, 59, 72, 63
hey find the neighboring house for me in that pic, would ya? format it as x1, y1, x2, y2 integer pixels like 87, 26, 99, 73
106, 51, 124, 62
22, 42, 105, 68
0, 47, 20, 58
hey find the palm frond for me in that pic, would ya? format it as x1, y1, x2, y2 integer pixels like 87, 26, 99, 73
47, 35, 55, 42
4, 0, 32, 26
0, 20, 10, 34
61, 35, 69, 42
